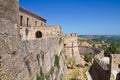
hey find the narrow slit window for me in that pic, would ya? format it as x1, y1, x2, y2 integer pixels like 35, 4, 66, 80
27, 17, 29, 27
35, 21, 37, 26
20, 15, 23, 26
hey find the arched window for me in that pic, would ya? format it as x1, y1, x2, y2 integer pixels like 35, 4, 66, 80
116, 73, 120, 80
35, 31, 42, 38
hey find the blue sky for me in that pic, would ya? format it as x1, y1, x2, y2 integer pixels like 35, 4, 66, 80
19, 0, 120, 35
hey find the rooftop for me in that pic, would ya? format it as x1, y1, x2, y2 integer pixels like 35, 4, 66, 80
19, 7, 46, 22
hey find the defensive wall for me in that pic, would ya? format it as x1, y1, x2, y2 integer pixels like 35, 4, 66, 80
0, 0, 67, 80
20, 25, 62, 40
90, 49, 120, 80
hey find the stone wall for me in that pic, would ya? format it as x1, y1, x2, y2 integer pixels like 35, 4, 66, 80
1, 37, 67, 80
19, 7, 46, 27
18, 37, 67, 80
90, 59, 110, 80
64, 33, 81, 65
90, 50, 111, 80
0, 0, 22, 80
0, 0, 67, 80
79, 46, 102, 56
20, 25, 62, 40
110, 54, 120, 80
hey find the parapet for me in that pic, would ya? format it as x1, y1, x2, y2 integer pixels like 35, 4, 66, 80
64, 33, 77, 37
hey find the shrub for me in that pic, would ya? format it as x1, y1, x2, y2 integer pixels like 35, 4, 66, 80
84, 52, 93, 62
67, 57, 74, 69
69, 77, 78, 80
37, 67, 44, 80
37, 75, 44, 80
54, 55, 60, 69
59, 37, 62, 44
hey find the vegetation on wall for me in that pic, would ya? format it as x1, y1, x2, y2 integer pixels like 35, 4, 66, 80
67, 57, 74, 69
54, 55, 60, 69
37, 67, 44, 80
59, 37, 62, 44
69, 77, 78, 80
50, 66, 54, 75
37, 75, 44, 80
84, 52, 93, 62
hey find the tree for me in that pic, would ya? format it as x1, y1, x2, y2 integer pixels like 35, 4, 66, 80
92, 44, 96, 48
104, 42, 120, 56
84, 52, 93, 62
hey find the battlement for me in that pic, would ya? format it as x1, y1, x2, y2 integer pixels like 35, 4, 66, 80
64, 33, 77, 37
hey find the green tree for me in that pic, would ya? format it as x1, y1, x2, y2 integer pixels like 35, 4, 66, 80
92, 44, 96, 48
84, 52, 93, 62
104, 42, 120, 56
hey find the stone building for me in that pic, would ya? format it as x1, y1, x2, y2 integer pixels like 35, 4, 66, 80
0, 0, 82, 80
90, 51, 120, 80
19, 7, 46, 27
0, 0, 67, 80
19, 7, 62, 40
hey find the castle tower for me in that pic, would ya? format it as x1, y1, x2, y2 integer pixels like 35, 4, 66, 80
0, 0, 20, 54
0, 0, 21, 80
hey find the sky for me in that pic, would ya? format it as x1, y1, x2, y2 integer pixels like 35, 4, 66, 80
19, 0, 120, 35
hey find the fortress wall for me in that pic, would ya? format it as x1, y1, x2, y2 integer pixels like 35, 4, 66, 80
90, 59, 111, 80
0, 0, 24, 80
19, 37, 67, 80
90, 49, 111, 80
110, 54, 120, 80
0, 1, 67, 80
110, 54, 120, 72
79, 46, 96, 55
34, 25, 62, 38
20, 25, 62, 40
94, 50, 104, 59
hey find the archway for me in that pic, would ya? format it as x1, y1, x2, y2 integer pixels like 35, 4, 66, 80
35, 31, 42, 38
116, 73, 120, 80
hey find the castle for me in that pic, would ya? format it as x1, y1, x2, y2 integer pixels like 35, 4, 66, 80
0, 0, 80, 80
0, 0, 120, 80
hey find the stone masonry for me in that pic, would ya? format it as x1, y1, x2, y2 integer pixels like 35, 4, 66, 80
64, 33, 81, 66
0, 0, 22, 80
0, 0, 67, 80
